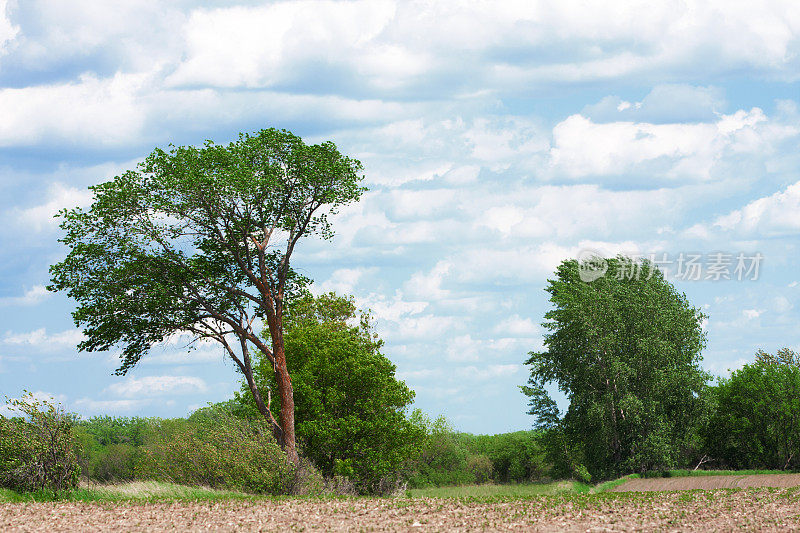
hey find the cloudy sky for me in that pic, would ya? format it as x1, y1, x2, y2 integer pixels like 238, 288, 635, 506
0, 0, 799, 433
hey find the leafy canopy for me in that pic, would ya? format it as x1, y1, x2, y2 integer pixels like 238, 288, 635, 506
49, 128, 365, 375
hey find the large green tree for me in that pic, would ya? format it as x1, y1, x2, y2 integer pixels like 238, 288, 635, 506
236, 292, 419, 493
523, 256, 709, 478
49, 128, 365, 463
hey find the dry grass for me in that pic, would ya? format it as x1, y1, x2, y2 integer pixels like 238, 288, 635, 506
2, 488, 800, 531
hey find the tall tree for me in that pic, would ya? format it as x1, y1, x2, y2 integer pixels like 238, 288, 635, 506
49, 128, 365, 464
523, 256, 709, 478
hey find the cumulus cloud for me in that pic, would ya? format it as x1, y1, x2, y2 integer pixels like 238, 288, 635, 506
2, 327, 85, 347
0, 285, 49, 306
714, 180, 800, 236
105, 375, 208, 398
315, 267, 376, 295
72, 398, 151, 415
548, 108, 774, 181
8, 182, 93, 232
165, 0, 800, 94
0, 0, 18, 53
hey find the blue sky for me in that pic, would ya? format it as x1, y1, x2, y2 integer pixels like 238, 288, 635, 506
0, 1, 798, 433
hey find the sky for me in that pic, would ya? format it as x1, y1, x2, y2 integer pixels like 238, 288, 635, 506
0, 0, 799, 434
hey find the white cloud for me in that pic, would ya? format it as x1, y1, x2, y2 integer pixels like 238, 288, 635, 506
493, 315, 539, 337
72, 398, 151, 415
0, 285, 50, 306
445, 334, 523, 363
549, 108, 773, 180
773, 296, 793, 313
404, 261, 451, 300
358, 292, 428, 323
0, 0, 18, 53
0, 71, 419, 148
2, 328, 85, 347
582, 84, 725, 124
742, 309, 764, 320
10, 182, 93, 232
166, 0, 400, 89
105, 375, 208, 398
0, 73, 150, 147
715, 180, 800, 236
454, 364, 521, 381
315, 267, 375, 295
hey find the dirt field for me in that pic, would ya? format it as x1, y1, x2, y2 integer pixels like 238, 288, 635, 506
610, 473, 800, 492
2, 489, 800, 532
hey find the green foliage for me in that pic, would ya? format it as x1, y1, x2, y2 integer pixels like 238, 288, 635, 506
406, 411, 474, 487
703, 349, 800, 470
406, 412, 551, 487
134, 408, 300, 495
466, 454, 493, 484
0, 394, 80, 493
73, 416, 152, 482
465, 431, 550, 483
524, 257, 710, 479
237, 292, 419, 494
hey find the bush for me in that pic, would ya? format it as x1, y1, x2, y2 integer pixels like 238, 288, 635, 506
135, 406, 299, 495
466, 454, 493, 484
467, 431, 550, 483
406, 412, 474, 487
0, 393, 80, 493
88, 443, 138, 482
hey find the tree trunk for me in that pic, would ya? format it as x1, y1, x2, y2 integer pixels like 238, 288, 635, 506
273, 340, 299, 464
273, 343, 300, 464
242, 367, 283, 444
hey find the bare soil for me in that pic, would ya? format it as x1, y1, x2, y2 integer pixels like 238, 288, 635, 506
610, 473, 800, 492
2, 489, 800, 532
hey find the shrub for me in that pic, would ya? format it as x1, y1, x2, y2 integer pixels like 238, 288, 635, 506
88, 443, 138, 482
0, 393, 80, 493
406, 412, 473, 487
468, 431, 550, 483
135, 407, 298, 494
466, 454, 493, 484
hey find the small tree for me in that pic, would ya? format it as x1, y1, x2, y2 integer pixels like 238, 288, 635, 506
49, 128, 365, 463
704, 349, 800, 470
237, 292, 419, 493
0, 393, 80, 493
523, 256, 709, 478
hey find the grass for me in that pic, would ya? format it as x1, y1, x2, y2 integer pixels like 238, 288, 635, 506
406, 480, 592, 499
2, 469, 797, 503
0, 481, 259, 503
592, 474, 640, 493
